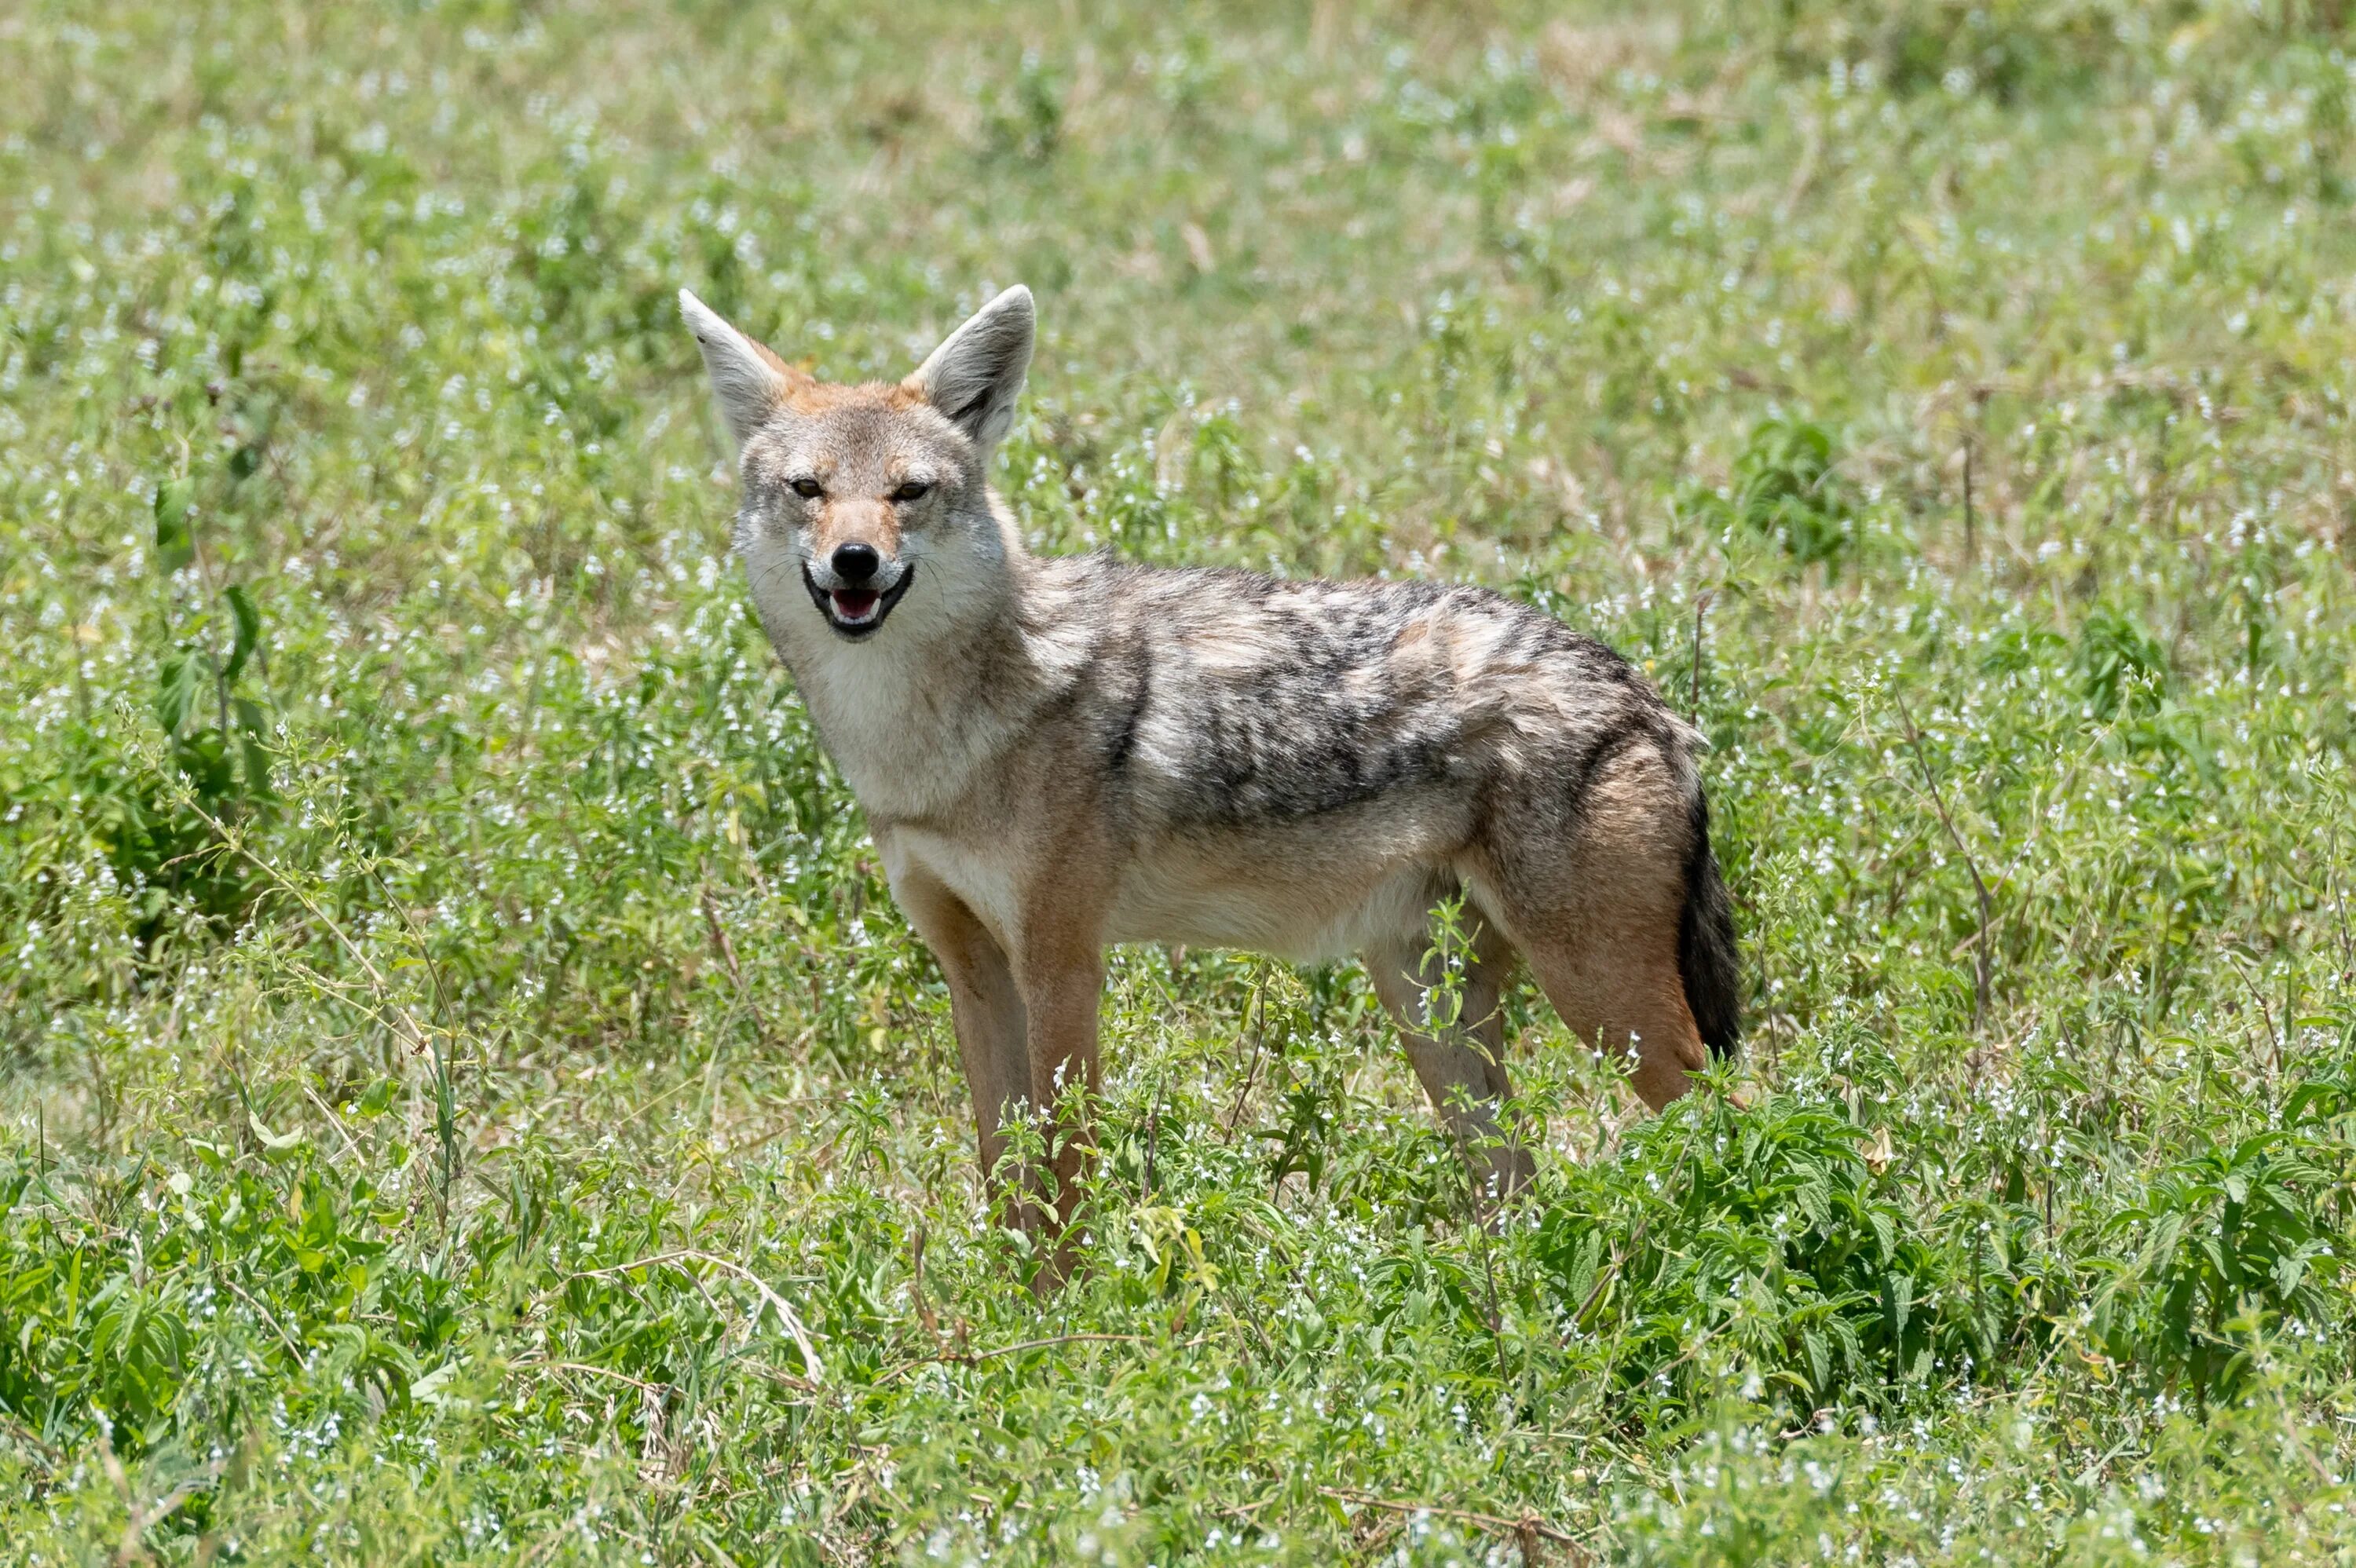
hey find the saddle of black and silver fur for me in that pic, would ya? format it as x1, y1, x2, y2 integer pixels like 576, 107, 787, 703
997, 555, 1743, 1059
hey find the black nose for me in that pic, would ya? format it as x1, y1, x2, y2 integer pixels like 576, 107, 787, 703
830, 543, 881, 583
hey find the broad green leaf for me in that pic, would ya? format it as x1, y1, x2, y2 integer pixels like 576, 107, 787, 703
155, 652, 200, 736
236, 702, 273, 795
247, 1110, 304, 1152
1802, 1326, 1829, 1391
153, 479, 194, 572
225, 583, 262, 680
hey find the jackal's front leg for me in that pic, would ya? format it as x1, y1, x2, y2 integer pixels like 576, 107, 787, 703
886, 864, 1030, 1197
1010, 897, 1109, 1281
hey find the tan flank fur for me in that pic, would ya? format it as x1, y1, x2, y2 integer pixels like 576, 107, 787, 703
680, 285, 1742, 1259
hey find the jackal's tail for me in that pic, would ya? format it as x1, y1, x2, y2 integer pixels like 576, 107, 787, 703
1678, 791, 1742, 1058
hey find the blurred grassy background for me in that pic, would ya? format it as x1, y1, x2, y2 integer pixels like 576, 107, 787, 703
5, 1, 2356, 1562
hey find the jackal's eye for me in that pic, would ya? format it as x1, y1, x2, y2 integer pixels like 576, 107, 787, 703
890, 481, 932, 503
789, 477, 824, 499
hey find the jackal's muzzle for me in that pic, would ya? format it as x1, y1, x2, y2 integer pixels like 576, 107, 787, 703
801, 552, 915, 638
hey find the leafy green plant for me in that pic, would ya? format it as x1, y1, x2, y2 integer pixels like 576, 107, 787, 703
2095, 1123, 2347, 1403
981, 48, 1066, 163
1698, 418, 1856, 576
2074, 602, 2170, 721
149, 478, 273, 806
53, 477, 280, 948
1535, 1084, 2033, 1424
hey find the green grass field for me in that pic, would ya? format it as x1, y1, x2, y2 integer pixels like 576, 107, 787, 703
8, 0, 2356, 1560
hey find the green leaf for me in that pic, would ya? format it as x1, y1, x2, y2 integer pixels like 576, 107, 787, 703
225, 583, 262, 680
153, 480, 194, 573
1565, 1231, 1601, 1307
1802, 1326, 1830, 1391
233, 695, 273, 792
248, 1110, 304, 1153
155, 653, 200, 736
240, 729, 273, 798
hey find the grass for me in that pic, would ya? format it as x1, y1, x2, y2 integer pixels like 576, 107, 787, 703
5, 0, 2356, 1560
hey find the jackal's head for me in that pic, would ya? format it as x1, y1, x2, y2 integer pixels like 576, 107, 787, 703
679, 286, 1033, 643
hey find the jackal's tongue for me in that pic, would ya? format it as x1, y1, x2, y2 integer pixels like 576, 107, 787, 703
831, 588, 880, 620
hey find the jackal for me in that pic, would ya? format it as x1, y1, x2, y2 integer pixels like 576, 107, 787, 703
681, 284, 1739, 1223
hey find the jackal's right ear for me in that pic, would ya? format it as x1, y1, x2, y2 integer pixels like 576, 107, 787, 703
679, 289, 803, 449
908, 285, 1034, 453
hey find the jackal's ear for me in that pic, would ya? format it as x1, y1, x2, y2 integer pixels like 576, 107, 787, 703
679, 289, 804, 449
908, 286, 1034, 452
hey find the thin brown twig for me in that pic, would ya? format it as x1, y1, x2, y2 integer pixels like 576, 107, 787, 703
565, 1249, 823, 1380
2329, 821, 2354, 982
513, 1358, 669, 1395
1688, 589, 1714, 726
1894, 694, 1994, 1028
115, 1477, 207, 1567
1220, 968, 1270, 1142
701, 885, 746, 985
957, 1331, 1154, 1364
909, 1224, 939, 1336
2221, 946, 2286, 1098
873, 1331, 1194, 1387
220, 1272, 305, 1361
1772, 112, 1821, 225
180, 799, 435, 1052
1318, 1486, 1588, 1559
1962, 440, 1977, 565
702, 886, 779, 1049
98, 1423, 215, 1568
515, 1503, 598, 1568
298, 1080, 367, 1166
737, 1361, 823, 1397
368, 859, 459, 1040
0, 1410, 62, 1467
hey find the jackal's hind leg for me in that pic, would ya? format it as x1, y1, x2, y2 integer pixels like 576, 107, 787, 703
1474, 743, 1710, 1111
1363, 916, 1535, 1205
1516, 924, 1703, 1110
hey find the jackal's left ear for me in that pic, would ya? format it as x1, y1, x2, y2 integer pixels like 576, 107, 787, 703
680, 289, 806, 450
909, 286, 1034, 452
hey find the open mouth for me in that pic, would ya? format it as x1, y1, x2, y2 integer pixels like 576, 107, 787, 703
801, 561, 915, 638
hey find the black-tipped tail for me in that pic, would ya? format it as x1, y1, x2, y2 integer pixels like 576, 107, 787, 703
1677, 791, 1742, 1058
